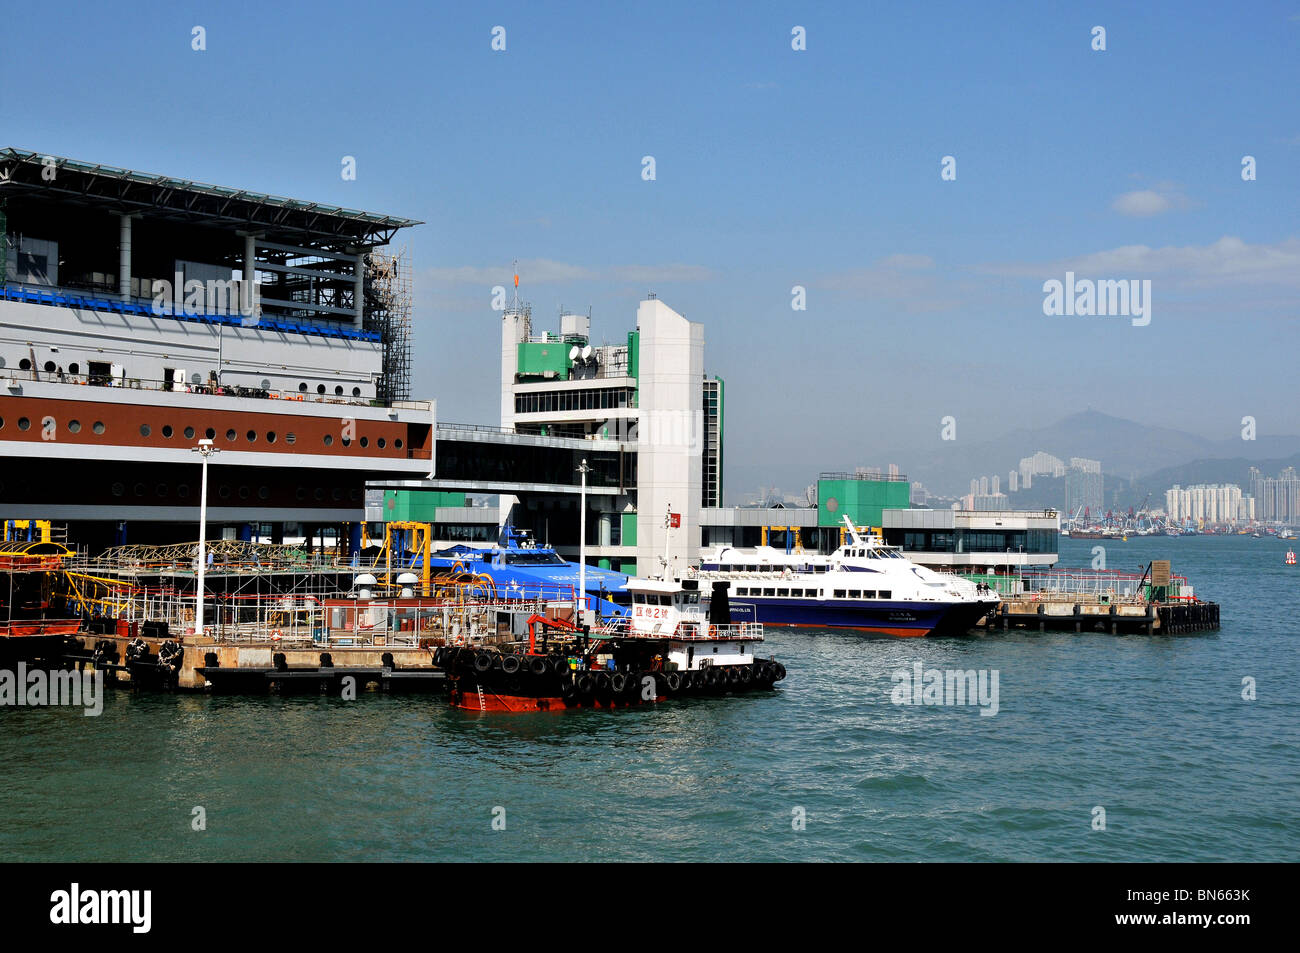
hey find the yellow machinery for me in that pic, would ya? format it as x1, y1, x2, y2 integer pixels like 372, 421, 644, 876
3, 519, 54, 543
362, 521, 433, 596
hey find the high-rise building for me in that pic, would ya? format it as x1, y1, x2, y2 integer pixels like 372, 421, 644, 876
991, 474, 1000, 495
1008, 469, 1019, 493
501, 295, 716, 575
1247, 467, 1299, 523
1065, 457, 1103, 515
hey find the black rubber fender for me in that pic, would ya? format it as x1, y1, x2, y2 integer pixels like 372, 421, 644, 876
609, 671, 627, 693
501, 654, 522, 675
529, 656, 549, 676
473, 650, 493, 673
664, 671, 681, 693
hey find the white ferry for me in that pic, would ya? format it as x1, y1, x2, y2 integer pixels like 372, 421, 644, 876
689, 517, 999, 637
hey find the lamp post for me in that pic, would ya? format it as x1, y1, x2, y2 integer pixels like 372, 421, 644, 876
577, 458, 591, 621
191, 438, 220, 638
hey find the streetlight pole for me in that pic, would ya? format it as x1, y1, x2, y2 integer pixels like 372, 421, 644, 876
191, 438, 220, 638
577, 458, 591, 621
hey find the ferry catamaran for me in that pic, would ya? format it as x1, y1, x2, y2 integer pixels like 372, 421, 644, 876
426, 524, 632, 618
688, 516, 999, 637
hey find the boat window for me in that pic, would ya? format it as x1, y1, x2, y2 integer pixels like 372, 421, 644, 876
879, 590, 891, 599
502, 552, 566, 566
777, 588, 789, 597
834, 589, 846, 598
864, 591, 876, 599
849, 590, 862, 599
762, 588, 775, 597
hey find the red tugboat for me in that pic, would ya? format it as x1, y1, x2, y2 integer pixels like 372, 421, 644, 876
440, 578, 785, 712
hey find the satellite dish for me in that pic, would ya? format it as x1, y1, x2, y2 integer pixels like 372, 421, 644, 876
568, 346, 580, 361
581, 345, 592, 361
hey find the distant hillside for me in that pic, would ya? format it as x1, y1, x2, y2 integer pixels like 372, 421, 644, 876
912, 410, 1300, 497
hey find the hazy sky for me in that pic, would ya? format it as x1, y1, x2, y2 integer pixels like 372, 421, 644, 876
5, 1, 1298, 489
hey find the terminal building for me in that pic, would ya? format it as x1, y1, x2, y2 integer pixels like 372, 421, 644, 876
0, 148, 435, 550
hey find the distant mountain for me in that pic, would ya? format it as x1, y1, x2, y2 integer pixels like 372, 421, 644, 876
912, 410, 1300, 497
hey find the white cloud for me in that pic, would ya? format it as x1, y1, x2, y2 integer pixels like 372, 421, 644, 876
979, 236, 1300, 288
820, 254, 963, 312
1111, 188, 1188, 217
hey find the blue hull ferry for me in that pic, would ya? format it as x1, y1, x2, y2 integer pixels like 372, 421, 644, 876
426, 526, 631, 618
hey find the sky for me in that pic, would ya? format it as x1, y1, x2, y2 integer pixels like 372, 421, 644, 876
3, 1, 1298, 496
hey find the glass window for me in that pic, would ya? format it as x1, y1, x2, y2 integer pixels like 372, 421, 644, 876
879, 590, 891, 599
834, 589, 846, 598
849, 590, 862, 599
763, 588, 775, 597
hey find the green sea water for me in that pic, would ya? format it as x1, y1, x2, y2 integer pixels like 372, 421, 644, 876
1, 535, 1296, 862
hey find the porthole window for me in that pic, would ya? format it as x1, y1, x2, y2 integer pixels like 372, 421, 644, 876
0, 417, 5, 430
352, 387, 361, 397
155, 484, 168, 498
317, 384, 326, 394
205, 427, 216, 439
341, 438, 351, 447
111, 482, 125, 497
246, 430, 257, 442
238, 486, 250, 500
226, 429, 237, 442
331, 488, 342, 501
218, 485, 231, 500
377, 437, 386, 449
43, 361, 56, 373
299, 383, 308, 392
191, 373, 201, 386
68, 420, 81, 434
394, 438, 403, 449
314, 488, 325, 501
359, 437, 368, 448
19, 359, 31, 371
140, 424, 151, 437
349, 488, 362, 502
334, 386, 343, 396
323, 434, 334, 446
295, 487, 307, 501
285, 433, 296, 445
162, 425, 173, 438
17, 417, 31, 431
184, 426, 195, 439
133, 483, 145, 497
260, 379, 271, 390
178, 485, 191, 499
93, 422, 105, 434
68, 363, 79, 375
258, 486, 270, 500
266, 431, 276, 444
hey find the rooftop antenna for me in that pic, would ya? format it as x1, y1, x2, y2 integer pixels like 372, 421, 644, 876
511, 259, 520, 310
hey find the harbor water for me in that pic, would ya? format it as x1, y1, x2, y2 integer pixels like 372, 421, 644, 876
2, 536, 1296, 862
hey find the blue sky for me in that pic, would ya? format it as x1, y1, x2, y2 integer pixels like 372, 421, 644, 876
4, 1, 1298, 494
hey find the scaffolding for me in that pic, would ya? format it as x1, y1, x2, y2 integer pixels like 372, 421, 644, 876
365, 247, 412, 403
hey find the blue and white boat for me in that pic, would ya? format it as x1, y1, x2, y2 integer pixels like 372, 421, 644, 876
426, 525, 632, 618
689, 517, 998, 637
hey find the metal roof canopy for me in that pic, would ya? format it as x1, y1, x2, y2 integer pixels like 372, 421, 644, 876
0, 148, 422, 250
